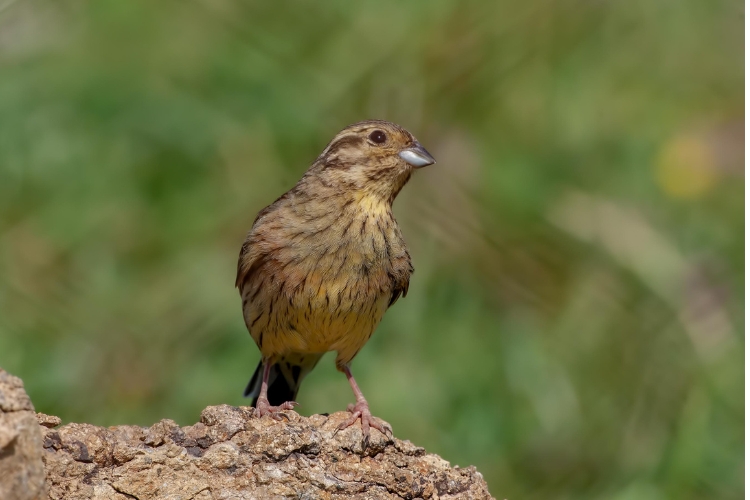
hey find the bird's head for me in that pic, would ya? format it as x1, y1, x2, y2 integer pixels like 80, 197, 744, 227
310, 120, 435, 203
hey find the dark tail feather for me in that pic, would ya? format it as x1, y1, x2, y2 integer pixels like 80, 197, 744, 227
243, 361, 266, 401
243, 354, 322, 407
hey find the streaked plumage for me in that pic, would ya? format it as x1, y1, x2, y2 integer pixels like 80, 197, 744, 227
236, 120, 434, 443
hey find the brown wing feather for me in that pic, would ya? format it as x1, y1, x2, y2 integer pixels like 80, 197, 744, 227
235, 238, 253, 290
387, 255, 413, 308
235, 190, 295, 291
388, 279, 410, 307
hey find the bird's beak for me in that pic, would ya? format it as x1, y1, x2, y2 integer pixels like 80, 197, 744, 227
399, 142, 436, 168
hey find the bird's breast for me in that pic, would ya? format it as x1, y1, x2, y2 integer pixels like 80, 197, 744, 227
268, 212, 404, 352
242, 199, 413, 360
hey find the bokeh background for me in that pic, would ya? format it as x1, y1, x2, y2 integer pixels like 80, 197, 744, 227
0, 0, 743, 498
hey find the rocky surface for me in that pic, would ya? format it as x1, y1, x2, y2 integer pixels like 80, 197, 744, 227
0, 370, 46, 500
0, 369, 493, 500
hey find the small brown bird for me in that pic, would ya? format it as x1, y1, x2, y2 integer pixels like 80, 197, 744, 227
236, 120, 434, 442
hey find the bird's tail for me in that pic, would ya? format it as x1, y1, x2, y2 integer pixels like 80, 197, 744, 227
244, 353, 323, 407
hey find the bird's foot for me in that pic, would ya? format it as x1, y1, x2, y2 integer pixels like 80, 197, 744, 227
336, 400, 392, 447
253, 397, 298, 420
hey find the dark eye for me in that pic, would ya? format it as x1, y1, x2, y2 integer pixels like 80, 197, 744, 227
369, 130, 387, 144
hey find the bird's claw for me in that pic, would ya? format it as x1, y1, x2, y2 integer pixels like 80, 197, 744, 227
335, 401, 392, 447
253, 399, 298, 420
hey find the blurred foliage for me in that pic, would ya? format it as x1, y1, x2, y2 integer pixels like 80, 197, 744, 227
0, 0, 743, 498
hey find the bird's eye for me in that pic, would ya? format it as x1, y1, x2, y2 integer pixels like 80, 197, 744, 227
369, 130, 387, 144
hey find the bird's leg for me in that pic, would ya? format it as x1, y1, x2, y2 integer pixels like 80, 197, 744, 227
254, 360, 297, 420
336, 365, 392, 446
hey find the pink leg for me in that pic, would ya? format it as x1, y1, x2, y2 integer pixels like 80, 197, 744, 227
254, 361, 297, 420
336, 365, 392, 446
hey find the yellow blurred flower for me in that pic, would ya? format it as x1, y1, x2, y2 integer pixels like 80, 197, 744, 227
655, 134, 717, 199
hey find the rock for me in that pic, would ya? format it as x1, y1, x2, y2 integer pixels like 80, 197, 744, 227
0, 369, 46, 500
35, 414, 61, 429
0, 370, 494, 499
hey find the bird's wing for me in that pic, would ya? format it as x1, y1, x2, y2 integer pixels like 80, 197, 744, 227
387, 255, 413, 308
388, 278, 410, 308
236, 192, 292, 291
235, 236, 257, 290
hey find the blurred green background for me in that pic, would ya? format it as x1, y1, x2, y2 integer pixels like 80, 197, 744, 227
0, 0, 743, 498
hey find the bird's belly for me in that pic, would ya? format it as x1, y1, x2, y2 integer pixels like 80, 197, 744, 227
255, 278, 392, 362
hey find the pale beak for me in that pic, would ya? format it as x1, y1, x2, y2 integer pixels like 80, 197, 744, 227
399, 142, 435, 168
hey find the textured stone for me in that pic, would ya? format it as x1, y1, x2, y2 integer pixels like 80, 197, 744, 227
35, 414, 61, 429
0, 369, 494, 499
0, 369, 46, 500
41, 406, 493, 499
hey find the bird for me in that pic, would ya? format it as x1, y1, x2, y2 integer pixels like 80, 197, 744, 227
235, 120, 435, 444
